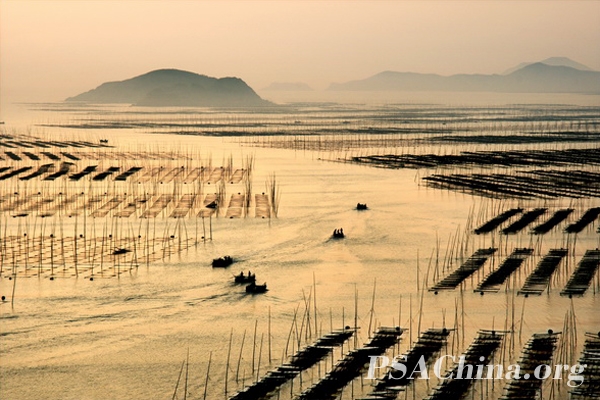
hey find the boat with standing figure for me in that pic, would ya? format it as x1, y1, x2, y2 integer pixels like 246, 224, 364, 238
332, 228, 345, 239
234, 271, 256, 284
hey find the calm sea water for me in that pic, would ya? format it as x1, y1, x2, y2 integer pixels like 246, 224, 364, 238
1, 92, 599, 399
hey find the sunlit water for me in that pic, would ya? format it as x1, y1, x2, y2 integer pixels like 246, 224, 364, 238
1, 92, 599, 400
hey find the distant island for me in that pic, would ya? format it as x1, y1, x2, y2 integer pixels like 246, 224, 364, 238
66, 69, 272, 107
328, 58, 600, 94
502, 56, 596, 75
262, 82, 313, 91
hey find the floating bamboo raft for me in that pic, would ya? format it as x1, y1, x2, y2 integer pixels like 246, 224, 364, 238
229, 328, 354, 400
0, 166, 33, 180
0, 193, 37, 213
5, 151, 23, 160
41, 151, 60, 161
225, 193, 244, 218
358, 328, 451, 400
159, 166, 185, 183
228, 168, 245, 184
518, 249, 568, 296
93, 166, 120, 181
499, 331, 560, 400
19, 163, 53, 180
22, 194, 58, 213
23, 151, 41, 160
564, 207, 600, 234
502, 208, 547, 234
135, 166, 163, 183
475, 248, 533, 293
90, 195, 127, 218
69, 165, 97, 181
198, 194, 218, 217
141, 194, 173, 218
430, 248, 497, 291
207, 167, 224, 184
60, 152, 80, 161
68, 194, 105, 217
570, 332, 600, 400
114, 166, 143, 181
425, 330, 504, 400
179, 166, 201, 183
296, 327, 404, 400
45, 161, 74, 180
560, 249, 600, 297
531, 208, 574, 234
114, 196, 150, 218
169, 194, 196, 218
255, 194, 270, 219
43, 193, 83, 217
474, 208, 523, 234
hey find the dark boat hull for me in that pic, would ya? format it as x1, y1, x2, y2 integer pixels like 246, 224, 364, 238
212, 256, 233, 268
246, 283, 267, 293
234, 275, 256, 284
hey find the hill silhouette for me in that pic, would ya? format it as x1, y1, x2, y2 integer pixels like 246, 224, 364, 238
329, 61, 600, 94
503, 57, 595, 75
66, 69, 272, 107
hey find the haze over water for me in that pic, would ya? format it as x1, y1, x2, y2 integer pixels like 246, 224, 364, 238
1, 1, 600, 399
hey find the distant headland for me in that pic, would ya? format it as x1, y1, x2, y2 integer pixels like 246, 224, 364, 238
66, 69, 272, 107
328, 57, 600, 94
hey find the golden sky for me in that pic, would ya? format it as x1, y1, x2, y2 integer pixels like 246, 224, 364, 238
1, 0, 599, 102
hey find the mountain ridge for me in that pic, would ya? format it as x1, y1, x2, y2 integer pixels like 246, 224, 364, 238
502, 57, 596, 75
328, 61, 600, 93
66, 69, 272, 107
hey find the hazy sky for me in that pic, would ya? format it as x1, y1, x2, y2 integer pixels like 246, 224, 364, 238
1, 0, 599, 103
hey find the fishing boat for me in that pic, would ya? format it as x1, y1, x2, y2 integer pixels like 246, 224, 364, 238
246, 282, 268, 293
356, 203, 368, 210
234, 271, 256, 284
212, 255, 233, 268
332, 228, 345, 239
112, 247, 131, 255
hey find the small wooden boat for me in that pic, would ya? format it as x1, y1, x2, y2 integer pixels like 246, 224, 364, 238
332, 228, 345, 239
246, 282, 268, 293
234, 272, 256, 284
112, 247, 131, 255
212, 255, 233, 268
356, 203, 368, 210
